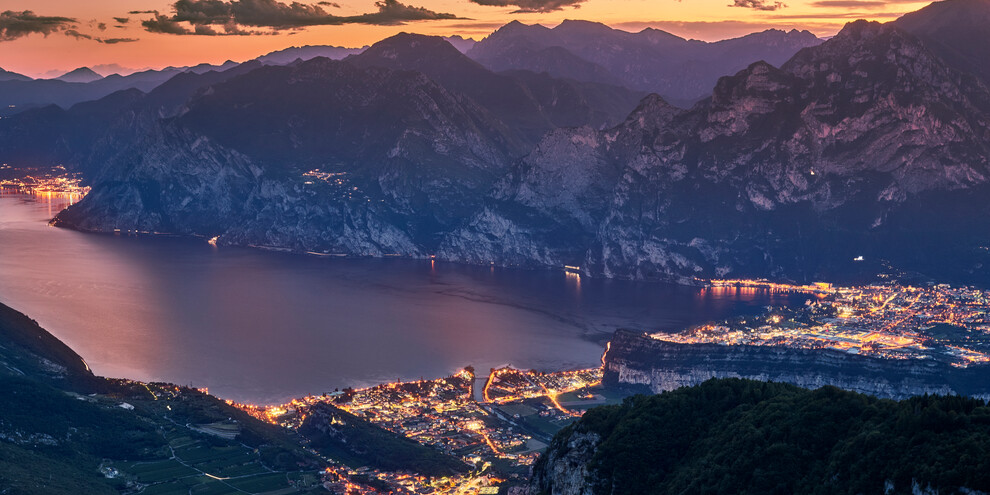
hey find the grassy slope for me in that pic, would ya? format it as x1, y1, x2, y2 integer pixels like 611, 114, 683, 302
0, 301, 468, 494
0, 302, 320, 494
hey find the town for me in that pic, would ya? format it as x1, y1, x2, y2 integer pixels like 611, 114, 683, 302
0, 164, 90, 198
234, 365, 610, 494
222, 280, 990, 494
655, 282, 990, 367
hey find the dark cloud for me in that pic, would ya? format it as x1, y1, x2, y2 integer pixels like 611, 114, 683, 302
317, 1, 341, 7
64, 29, 91, 40
0, 10, 76, 41
101, 37, 139, 44
467, 0, 585, 13
98, 22, 107, 31
114, 17, 131, 24
65, 29, 139, 43
730, 0, 786, 10
139, 0, 460, 35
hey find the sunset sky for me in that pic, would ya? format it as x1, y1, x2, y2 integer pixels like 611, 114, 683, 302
0, 0, 930, 77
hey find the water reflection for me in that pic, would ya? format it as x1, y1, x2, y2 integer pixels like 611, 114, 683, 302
0, 192, 802, 403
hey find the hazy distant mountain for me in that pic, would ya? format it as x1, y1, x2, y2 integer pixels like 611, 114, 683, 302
90, 63, 142, 76
255, 45, 366, 65
468, 20, 822, 106
54, 67, 104, 83
0, 62, 262, 170
0, 62, 242, 115
443, 35, 477, 54
0, 67, 31, 82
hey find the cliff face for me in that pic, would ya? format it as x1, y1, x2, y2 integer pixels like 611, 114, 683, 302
529, 431, 601, 495
603, 329, 990, 400
442, 19, 990, 284
53, 57, 517, 256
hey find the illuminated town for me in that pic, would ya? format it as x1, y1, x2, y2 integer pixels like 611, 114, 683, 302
234, 366, 607, 494
655, 282, 990, 367
215, 279, 990, 493
0, 164, 90, 198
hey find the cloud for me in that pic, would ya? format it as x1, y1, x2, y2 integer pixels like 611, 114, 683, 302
139, 0, 460, 35
317, 1, 341, 6
730, 0, 786, 11
768, 10, 904, 18
114, 17, 131, 24
64, 29, 139, 43
467, 0, 585, 13
0, 10, 76, 41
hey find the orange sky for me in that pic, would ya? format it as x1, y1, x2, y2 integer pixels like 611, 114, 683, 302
0, 0, 930, 77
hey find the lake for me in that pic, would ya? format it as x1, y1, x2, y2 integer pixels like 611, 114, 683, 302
0, 190, 801, 404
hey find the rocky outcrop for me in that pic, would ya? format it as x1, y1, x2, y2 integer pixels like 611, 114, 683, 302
603, 329, 990, 400
529, 431, 601, 495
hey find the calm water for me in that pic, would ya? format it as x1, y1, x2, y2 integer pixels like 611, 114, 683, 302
0, 190, 801, 404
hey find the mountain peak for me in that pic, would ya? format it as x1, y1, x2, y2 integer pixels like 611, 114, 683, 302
354, 32, 468, 64
491, 20, 550, 37
834, 19, 885, 40
54, 67, 103, 83
346, 32, 491, 87
0, 67, 31, 82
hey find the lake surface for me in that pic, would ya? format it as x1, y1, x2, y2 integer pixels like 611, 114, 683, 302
0, 190, 802, 404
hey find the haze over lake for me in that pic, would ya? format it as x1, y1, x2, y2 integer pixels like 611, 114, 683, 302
0, 191, 800, 404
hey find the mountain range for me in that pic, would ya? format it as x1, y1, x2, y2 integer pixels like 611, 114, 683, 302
467, 20, 822, 106
4, 1, 990, 285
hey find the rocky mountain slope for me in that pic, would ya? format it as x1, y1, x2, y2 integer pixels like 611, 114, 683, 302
52, 55, 520, 256
531, 379, 990, 495
346, 33, 646, 150
895, 0, 990, 85
5, 1, 990, 285
467, 20, 821, 106
40, 35, 639, 257
441, 14, 990, 284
